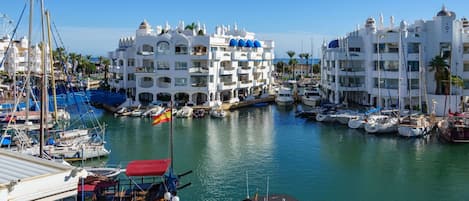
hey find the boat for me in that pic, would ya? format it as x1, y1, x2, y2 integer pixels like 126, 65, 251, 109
275, 87, 294, 106
142, 105, 165, 117
364, 114, 399, 134
176, 106, 193, 118
437, 112, 469, 142
85, 166, 125, 179
210, 108, 227, 118
301, 87, 321, 107
193, 109, 206, 118
130, 104, 143, 117
78, 103, 191, 201
398, 114, 433, 137
347, 107, 381, 129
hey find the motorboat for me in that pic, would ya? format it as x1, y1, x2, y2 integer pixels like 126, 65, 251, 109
176, 106, 193, 118
301, 87, 321, 107
275, 87, 294, 106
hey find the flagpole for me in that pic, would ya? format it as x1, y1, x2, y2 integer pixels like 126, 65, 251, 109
170, 101, 174, 172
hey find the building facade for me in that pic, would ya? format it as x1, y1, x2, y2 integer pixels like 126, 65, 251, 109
320, 6, 469, 115
108, 21, 275, 107
1, 35, 45, 74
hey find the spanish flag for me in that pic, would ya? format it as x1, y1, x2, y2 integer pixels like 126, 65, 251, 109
152, 109, 172, 126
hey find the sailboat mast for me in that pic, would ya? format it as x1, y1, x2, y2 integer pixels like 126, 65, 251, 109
46, 11, 58, 122
25, 0, 33, 123
39, 0, 48, 158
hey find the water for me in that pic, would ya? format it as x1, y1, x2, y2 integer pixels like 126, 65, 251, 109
91, 105, 469, 201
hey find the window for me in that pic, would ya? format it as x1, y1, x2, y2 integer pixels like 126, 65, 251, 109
387, 43, 399, 53
157, 41, 170, 55
127, 58, 135, 67
464, 62, 469, 72
175, 45, 188, 55
464, 80, 469, 89
142, 44, 154, 53
175, 78, 187, 86
408, 61, 419, 72
192, 45, 207, 55
128, 73, 135, 81
348, 47, 361, 52
464, 43, 469, 54
409, 79, 419, 89
143, 59, 154, 68
210, 75, 214, 83
119, 60, 124, 66
211, 47, 217, 51
157, 61, 170, 70
175, 61, 188, 70
408, 43, 420, 53
373, 43, 385, 53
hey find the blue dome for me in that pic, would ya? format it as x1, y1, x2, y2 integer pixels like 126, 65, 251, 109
328, 39, 339, 48
253, 40, 261, 48
238, 39, 246, 47
229, 39, 237, 46
245, 40, 253, 47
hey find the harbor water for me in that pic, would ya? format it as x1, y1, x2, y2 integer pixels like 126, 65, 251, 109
91, 104, 469, 201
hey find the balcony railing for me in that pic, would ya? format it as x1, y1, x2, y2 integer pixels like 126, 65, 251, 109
189, 67, 209, 73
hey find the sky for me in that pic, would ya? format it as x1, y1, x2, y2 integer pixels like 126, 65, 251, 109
2, 0, 469, 58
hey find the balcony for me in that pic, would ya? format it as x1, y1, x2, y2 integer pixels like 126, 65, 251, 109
135, 67, 155, 73
232, 52, 248, 60
464, 53, 469, 61
218, 82, 236, 90
238, 80, 252, 88
191, 82, 208, 88
339, 83, 365, 91
213, 51, 231, 60
237, 67, 251, 74
248, 52, 262, 60
189, 67, 209, 74
140, 81, 154, 88
220, 67, 235, 75
263, 52, 273, 60
191, 52, 210, 60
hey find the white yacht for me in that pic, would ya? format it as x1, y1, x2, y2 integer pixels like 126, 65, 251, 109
301, 87, 321, 107
275, 87, 294, 106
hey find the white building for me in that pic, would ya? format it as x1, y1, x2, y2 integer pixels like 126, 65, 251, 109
0, 35, 48, 74
108, 20, 275, 107
320, 6, 469, 116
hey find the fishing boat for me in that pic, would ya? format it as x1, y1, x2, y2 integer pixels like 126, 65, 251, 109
275, 87, 294, 106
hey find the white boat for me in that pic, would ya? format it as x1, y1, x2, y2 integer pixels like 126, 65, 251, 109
85, 166, 125, 179
364, 115, 399, 134
398, 115, 433, 137
275, 87, 294, 106
130, 105, 143, 117
176, 106, 193, 118
210, 108, 227, 118
45, 143, 111, 161
330, 112, 361, 125
348, 115, 366, 129
143, 105, 165, 117
301, 87, 321, 107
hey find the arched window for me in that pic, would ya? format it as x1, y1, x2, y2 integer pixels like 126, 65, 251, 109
192, 45, 207, 56
157, 41, 170, 55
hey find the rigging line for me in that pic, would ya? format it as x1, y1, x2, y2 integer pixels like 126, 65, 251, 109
0, 3, 27, 68
52, 21, 65, 49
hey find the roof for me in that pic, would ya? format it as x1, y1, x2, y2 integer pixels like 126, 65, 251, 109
0, 149, 73, 186
125, 159, 171, 176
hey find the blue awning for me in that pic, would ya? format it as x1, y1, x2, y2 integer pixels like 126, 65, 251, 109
238, 39, 246, 47
229, 39, 237, 46
245, 40, 253, 47
328, 39, 339, 48
253, 40, 261, 48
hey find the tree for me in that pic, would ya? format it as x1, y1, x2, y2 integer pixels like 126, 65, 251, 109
275, 61, 286, 73
185, 22, 196, 30
429, 55, 449, 95
102, 58, 111, 86
286, 51, 296, 79
312, 64, 320, 74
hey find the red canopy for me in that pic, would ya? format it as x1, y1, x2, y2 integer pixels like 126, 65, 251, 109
125, 159, 171, 176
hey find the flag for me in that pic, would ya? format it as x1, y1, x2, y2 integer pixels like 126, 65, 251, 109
152, 109, 172, 126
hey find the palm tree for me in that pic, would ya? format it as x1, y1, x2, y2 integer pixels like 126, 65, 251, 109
185, 22, 196, 30
429, 55, 450, 95
287, 51, 296, 79
102, 58, 111, 86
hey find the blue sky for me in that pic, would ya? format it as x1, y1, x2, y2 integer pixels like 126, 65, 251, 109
2, 0, 468, 58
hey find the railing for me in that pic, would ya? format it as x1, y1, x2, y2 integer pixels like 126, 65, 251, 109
189, 67, 209, 73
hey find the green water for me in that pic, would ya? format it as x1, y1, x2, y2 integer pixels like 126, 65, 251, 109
93, 105, 469, 201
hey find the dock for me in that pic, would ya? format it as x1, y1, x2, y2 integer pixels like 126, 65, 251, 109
222, 95, 275, 110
